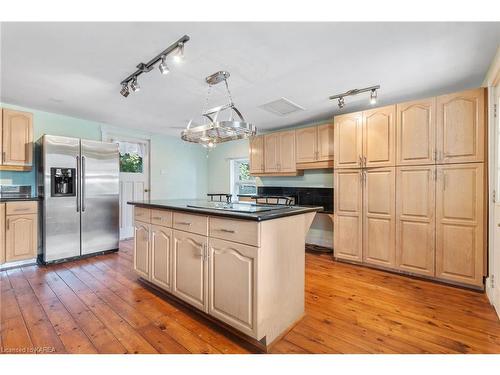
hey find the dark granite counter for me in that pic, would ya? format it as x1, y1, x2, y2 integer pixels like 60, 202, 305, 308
128, 199, 322, 222
0, 197, 40, 202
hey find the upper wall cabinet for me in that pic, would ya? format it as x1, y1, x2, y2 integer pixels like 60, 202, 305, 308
396, 98, 436, 166
436, 88, 485, 164
1, 108, 33, 170
249, 135, 265, 174
263, 130, 297, 174
363, 105, 396, 168
296, 123, 334, 168
334, 112, 363, 169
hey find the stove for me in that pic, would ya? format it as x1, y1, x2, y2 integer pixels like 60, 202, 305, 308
187, 201, 292, 213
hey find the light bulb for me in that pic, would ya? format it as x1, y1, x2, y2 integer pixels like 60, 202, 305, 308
173, 42, 184, 63
338, 97, 345, 109
370, 89, 377, 105
120, 83, 130, 97
130, 77, 140, 92
159, 55, 169, 75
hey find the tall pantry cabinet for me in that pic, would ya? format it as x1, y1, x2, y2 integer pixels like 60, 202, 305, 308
334, 87, 486, 288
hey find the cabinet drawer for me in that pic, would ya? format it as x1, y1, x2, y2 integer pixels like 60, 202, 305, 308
209, 217, 260, 247
6, 201, 38, 215
173, 212, 208, 236
134, 207, 151, 223
151, 209, 172, 227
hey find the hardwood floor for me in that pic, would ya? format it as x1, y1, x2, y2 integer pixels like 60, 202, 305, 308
1, 240, 500, 354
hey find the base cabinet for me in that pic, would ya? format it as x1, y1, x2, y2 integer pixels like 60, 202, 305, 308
208, 238, 258, 337
436, 163, 484, 286
133, 221, 150, 279
151, 225, 172, 291
172, 230, 208, 312
5, 213, 38, 262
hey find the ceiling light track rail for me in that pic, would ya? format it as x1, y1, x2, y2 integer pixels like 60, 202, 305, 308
329, 85, 380, 108
119, 34, 189, 97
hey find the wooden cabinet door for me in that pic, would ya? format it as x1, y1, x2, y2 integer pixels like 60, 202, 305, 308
249, 136, 265, 174
295, 127, 317, 163
0, 203, 5, 264
363, 105, 396, 168
172, 230, 208, 312
436, 88, 485, 164
317, 123, 334, 161
396, 98, 436, 166
279, 130, 296, 172
208, 238, 258, 338
334, 169, 363, 262
2, 109, 33, 166
0, 109, 3, 165
5, 214, 38, 262
151, 225, 172, 291
264, 133, 280, 173
363, 167, 396, 268
334, 112, 363, 169
133, 221, 150, 279
396, 166, 435, 276
436, 163, 484, 286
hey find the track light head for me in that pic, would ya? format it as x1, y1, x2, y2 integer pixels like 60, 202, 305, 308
338, 97, 345, 109
370, 89, 378, 105
130, 77, 140, 92
120, 83, 130, 98
159, 55, 170, 75
173, 42, 184, 63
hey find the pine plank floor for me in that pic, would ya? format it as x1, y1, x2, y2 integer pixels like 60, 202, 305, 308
1, 239, 500, 354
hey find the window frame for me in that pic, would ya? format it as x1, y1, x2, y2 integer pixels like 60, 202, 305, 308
230, 158, 256, 198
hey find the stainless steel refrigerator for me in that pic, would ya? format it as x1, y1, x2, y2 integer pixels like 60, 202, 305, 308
37, 135, 119, 263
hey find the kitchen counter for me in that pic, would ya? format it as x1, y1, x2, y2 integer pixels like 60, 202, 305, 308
128, 199, 322, 221
0, 197, 40, 202
129, 199, 318, 350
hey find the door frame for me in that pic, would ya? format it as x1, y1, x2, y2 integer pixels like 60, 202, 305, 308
485, 47, 500, 317
102, 130, 151, 239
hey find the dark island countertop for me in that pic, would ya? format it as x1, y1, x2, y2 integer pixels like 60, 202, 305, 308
128, 199, 323, 222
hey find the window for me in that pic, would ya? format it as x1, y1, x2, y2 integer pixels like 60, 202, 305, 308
230, 159, 256, 198
117, 141, 145, 173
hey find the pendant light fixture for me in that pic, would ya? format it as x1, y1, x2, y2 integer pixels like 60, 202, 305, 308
181, 71, 256, 148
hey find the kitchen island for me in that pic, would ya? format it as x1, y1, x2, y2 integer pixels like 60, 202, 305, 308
128, 199, 321, 350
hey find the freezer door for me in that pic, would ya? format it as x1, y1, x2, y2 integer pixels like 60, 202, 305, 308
81, 139, 119, 255
42, 135, 81, 262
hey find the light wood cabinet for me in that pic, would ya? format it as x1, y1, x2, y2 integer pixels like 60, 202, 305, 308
363, 105, 396, 168
249, 135, 265, 174
436, 163, 484, 286
133, 221, 150, 279
264, 130, 296, 173
436, 88, 485, 164
317, 123, 334, 161
334, 169, 363, 262
396, 98, 436, 166
396, 166, 436, 276
334, 112, 363, 169
5, 213, 38, 262
151, 225, 172, 291
363, 167, 396, 268
1, 109, 33, 167
172, 230, 208, 312
0, 203, 5, 264
208, 238, 258, 338
295, 126, 317, 163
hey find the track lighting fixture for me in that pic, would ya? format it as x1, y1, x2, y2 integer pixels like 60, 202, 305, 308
119, 35, 189, 97
120, 83, 130, 98
130, 77, 140, 92
329, 85, 380, 109
370, 89, 378, 105
158, 55, 170, 75
173, 42, 184, 63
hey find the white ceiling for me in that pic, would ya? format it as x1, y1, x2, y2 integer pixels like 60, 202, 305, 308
1, 22, 499, 136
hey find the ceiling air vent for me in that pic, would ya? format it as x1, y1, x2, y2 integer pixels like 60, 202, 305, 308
259, 97, 305, 116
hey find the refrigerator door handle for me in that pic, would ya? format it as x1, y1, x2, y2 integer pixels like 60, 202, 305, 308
76, 155, 80, 212
81, 155, 86, 212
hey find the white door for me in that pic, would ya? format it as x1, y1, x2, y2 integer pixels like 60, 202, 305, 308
107, 136, 150, 239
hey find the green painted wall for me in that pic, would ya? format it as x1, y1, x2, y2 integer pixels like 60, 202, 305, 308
0, 103, 208, 199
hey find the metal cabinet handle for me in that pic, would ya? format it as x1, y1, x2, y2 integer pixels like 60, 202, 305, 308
363, 156, 367, 167
359, 155, 363, 167
219, 228, 236, 234
176, 221, 191, 226
6, 218, 9, 230
2, 151, 5, 163
13, 208, 30, 212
